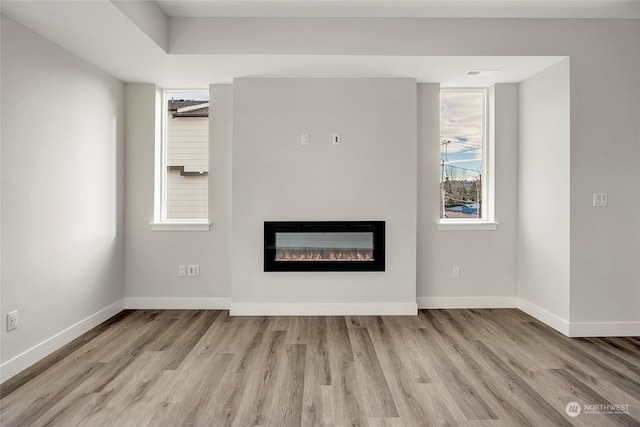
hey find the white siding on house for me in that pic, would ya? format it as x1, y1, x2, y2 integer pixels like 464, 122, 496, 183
166, 116, 208, 172
166, 169, 208, 220
165, 114, 208, 220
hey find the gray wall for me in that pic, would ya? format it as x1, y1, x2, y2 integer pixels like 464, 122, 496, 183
231, 78, 417, 311
124, 79, 520, 313
417, 83, 519, 307
518, 59, 571, 323
3, 11, 638, 380
166, 17, 640, 326
568, 36, 640, 326
17, 14, 632, 331
123, 84, 232, 305
1, 16, 125, 372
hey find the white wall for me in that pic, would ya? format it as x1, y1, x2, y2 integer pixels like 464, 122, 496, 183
231, 78, 417, 314
111, 0, 168, 52
1, 16, 125, 380
417, 83, 520, 308
123, 84, 232, 307
518, 60, 571, 327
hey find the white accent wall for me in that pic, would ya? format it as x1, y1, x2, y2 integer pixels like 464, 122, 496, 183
231, 78, 417, 314
0, 16, 125, 380
518, 59, 571, 328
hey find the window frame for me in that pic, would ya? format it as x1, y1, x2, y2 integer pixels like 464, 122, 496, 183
151, 88, 211, 231
438, 87, 497, 231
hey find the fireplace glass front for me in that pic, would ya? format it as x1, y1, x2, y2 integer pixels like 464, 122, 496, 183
264, 221, 385, 272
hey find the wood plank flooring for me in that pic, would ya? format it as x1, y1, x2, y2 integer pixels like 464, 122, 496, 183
1, 309, 639, 426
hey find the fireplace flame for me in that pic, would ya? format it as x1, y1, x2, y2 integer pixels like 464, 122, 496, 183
275, 249, 373, 262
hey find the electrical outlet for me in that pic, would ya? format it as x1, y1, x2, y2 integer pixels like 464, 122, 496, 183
7, 311, 18, 331
178, 265, 186, 277
188, 265, 200, 277
452, 266, 461, 279
593, 193, 608, 207
301, 133, 310, 146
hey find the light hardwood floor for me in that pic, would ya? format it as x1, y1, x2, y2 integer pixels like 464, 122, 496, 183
1, 309, 639, 426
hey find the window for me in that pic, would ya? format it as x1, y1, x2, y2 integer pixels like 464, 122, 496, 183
153, 89, 210, 230
440, 89, 493, 227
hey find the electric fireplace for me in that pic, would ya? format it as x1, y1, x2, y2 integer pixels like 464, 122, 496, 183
264, 221, 385, 272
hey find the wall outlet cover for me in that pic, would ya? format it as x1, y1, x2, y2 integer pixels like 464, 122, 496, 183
7, 311, 18, 331
593, 193, 608, 207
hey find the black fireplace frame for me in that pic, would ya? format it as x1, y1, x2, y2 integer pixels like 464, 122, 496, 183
264, 221, 385, 272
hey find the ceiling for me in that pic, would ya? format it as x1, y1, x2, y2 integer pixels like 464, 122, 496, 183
1, 0, 608, 87
156, 0, 640, 19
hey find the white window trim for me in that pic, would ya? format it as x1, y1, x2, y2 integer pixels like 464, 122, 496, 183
152, 88, 210, 231
150, 222, 211, 231
438, 221, 499, 231
438, 87, 496, 230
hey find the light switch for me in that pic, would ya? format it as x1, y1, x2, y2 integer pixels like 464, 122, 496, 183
188, 265, 200, 276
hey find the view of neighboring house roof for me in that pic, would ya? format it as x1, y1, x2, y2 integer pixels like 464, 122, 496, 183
169, 99, 209, 117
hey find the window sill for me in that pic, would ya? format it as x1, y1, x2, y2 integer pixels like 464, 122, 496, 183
438, 221, 499, 231
150, 222, 211, 231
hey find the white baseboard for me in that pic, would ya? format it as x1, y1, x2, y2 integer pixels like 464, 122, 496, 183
124, 297, 231, 310
0, 299, 124, 383
230, 302, 418, 316
517, 298, 570, 336
417, 296, 517, 309
569, 321, 640, 337
517, 298, 640, 337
